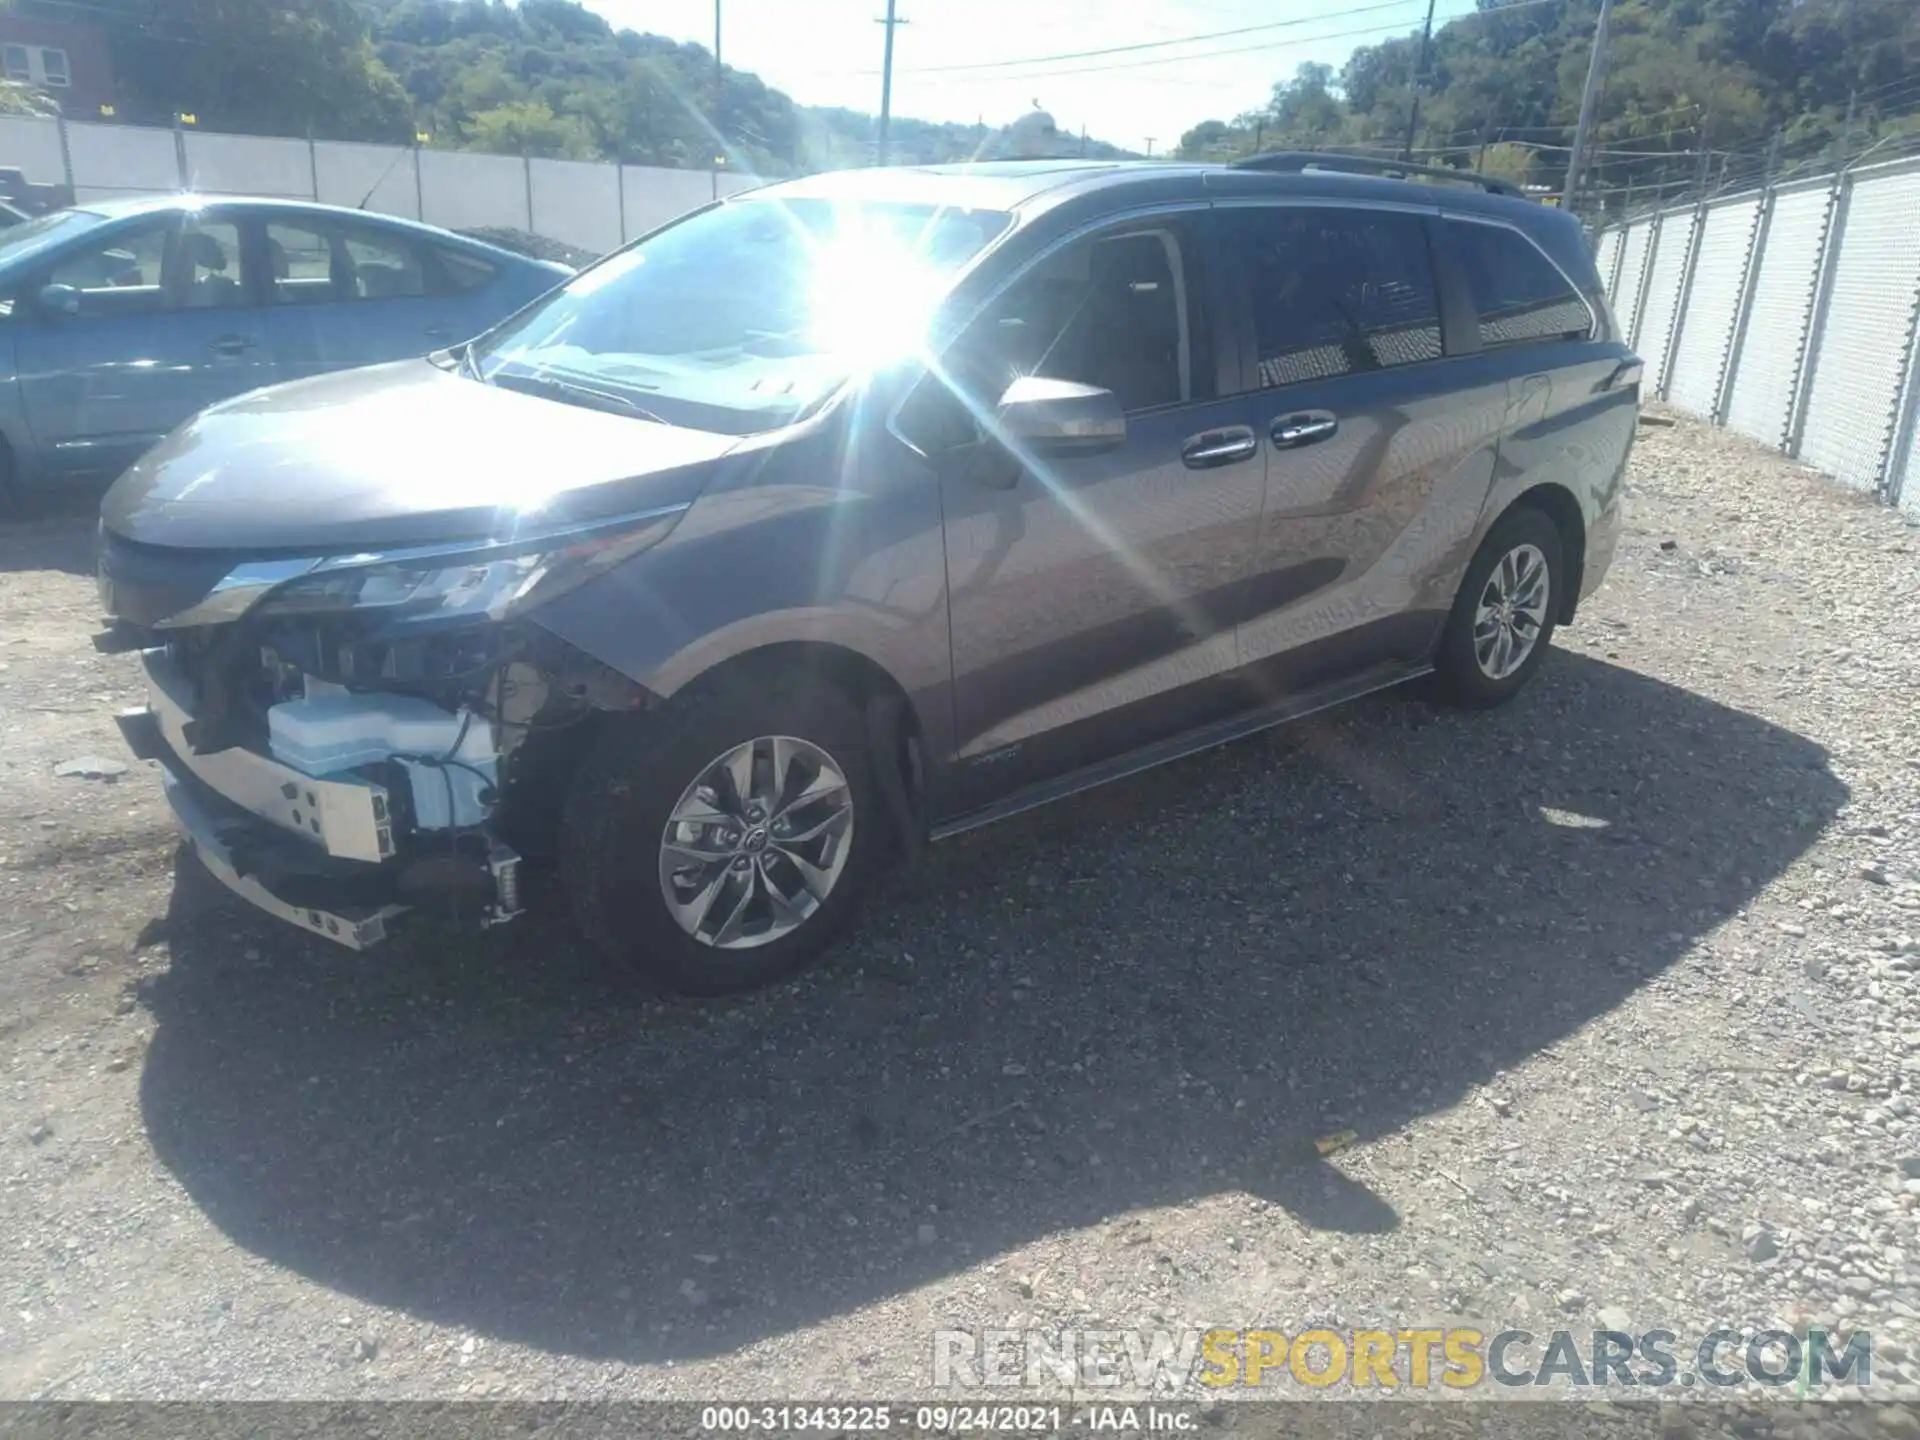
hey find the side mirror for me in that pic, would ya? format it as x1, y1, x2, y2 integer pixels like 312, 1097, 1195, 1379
37, 283, 79, 318
995, 375, 1126, 455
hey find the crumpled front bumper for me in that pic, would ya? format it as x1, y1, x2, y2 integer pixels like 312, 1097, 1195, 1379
119, 648, 520, 950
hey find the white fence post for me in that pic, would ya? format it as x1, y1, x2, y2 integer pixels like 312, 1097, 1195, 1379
1886, 290, 1920, 507
1658, 205, 1707, 401
1786, 170, 1851, 458
1715, 189, 1773, 426
1629, 213, 1665, 353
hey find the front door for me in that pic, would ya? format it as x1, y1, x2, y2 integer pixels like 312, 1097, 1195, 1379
903, 210, 1268, 813
16, 210, 272, 481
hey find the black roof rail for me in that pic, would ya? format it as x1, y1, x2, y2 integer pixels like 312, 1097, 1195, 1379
1229, 150, 1530, 200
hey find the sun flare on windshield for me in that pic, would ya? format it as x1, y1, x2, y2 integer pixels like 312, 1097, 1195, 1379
802, 210, 952, 371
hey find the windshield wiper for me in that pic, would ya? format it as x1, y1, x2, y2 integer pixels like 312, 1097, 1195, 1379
489, 368, 668, 425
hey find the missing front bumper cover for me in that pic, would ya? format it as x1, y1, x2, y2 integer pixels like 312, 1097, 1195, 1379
131, 643, 526, 949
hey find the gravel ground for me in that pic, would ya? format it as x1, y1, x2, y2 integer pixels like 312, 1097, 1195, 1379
2, 412, 1919, 1415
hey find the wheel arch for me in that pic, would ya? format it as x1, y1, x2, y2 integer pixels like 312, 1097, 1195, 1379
1505, 482, 1587, 624
678, 640, 930, 855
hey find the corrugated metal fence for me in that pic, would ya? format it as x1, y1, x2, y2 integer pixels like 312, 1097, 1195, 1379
1600, 155, 1920, 517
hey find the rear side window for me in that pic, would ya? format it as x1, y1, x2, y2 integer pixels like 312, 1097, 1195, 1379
1450, 220, 1594, 348
1228, 206, 1443, 388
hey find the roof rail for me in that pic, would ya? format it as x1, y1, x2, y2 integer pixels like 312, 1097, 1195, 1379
1229, 150, 1530, 200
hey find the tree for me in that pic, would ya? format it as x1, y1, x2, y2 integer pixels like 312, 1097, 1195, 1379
1151, 0, 1915, 217
463, 99, 597, 159
1177, 120, 1234, 159
22, 0, 414, 141
0, 80, 59, 117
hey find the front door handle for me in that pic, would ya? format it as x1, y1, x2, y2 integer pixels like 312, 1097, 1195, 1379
208, 333, 257, 356
1271, 410, 1338, 448
1181, 425, 1258, 469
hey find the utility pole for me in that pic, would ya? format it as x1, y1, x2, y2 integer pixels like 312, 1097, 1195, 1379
1079, 123, 1087, 158
1400, 0, 1439, 161
875, 0, 906, 166
1562, 0, 1616, 209
1145, 137, 1156, 157
711, 0, 722, 199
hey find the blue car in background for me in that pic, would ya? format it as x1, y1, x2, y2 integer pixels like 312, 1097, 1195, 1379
0, 195, 572, 509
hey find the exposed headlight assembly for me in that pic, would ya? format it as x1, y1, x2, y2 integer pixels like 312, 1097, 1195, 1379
162, 502, 690, 629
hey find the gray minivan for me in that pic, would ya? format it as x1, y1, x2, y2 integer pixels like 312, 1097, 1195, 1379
98, 154, 1640, 994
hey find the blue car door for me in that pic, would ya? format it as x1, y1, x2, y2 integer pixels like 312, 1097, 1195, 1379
13, 208, 273, 481
260, 213, 491, 383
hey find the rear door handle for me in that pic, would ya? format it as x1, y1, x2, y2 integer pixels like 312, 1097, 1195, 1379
1270, 410, 1338, 448
1181, 425, 1258, 469
208, 333, 257, 356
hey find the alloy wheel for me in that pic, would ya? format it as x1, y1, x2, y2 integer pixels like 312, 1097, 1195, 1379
1472, 542, 1551, 681
658, 735, 855, 950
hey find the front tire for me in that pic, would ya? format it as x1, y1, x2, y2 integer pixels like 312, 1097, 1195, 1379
560, 667, 884, 996
1432, 505, 1564, 709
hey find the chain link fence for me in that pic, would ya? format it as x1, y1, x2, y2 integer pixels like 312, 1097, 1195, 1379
1598, 155, 1920, 517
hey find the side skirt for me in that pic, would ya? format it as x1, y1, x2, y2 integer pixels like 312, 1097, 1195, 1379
928, 659, 1432, 842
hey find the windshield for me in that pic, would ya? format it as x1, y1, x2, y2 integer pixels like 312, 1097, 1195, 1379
471, 197, 1012, 435
0, 209, 109, 269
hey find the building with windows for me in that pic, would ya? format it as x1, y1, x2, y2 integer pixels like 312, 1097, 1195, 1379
0, 14, 115, 116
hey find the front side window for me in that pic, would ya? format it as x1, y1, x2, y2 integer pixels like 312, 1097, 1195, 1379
1228, 205, 1444, 388
897, 217, 1205, 453
472, 197, 1012, 436
1449, 220, 1594, 348
44, 219, 169, 316
42, 214, 245, 317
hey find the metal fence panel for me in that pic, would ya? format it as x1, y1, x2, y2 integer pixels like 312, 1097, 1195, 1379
528, 157, 622, 254
1666, 197, 1761, 418
1595, 228, 1622, 296
1797, 164, 1920, 493
1725, 181, 1833, 449
1610, 219, 1655, 341
418, 149, 531, 233
65, 119, 178, 201
311, 139, 420, 219
1639, 208, 1696, 395
182, 131, 312, 199
0, 115, 67, 187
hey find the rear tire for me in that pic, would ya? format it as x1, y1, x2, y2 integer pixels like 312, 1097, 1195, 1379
1432, 505, 1564, 709
559, 667, 884, 996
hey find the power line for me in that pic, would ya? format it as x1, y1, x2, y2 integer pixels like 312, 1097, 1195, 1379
876, 0, 1429, 76
901, 0, 1565, 86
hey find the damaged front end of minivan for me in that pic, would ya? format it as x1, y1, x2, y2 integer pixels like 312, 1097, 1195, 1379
98, 502, 687, 948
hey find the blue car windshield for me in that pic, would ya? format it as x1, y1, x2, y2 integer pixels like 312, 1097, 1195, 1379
0, 208, 109, 269
470, 197, 1012, 435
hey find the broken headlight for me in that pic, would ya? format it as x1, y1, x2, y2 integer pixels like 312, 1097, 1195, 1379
252, 503, 689, 624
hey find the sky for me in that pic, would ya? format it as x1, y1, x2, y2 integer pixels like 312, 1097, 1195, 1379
587, 0, 1484, 156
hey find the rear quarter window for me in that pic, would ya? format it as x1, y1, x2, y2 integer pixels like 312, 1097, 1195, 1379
435, 247, 498, 294
1449, 219, 1595, 348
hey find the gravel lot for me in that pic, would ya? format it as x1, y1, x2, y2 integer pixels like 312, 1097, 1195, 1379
2, 412, 1919, 1410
